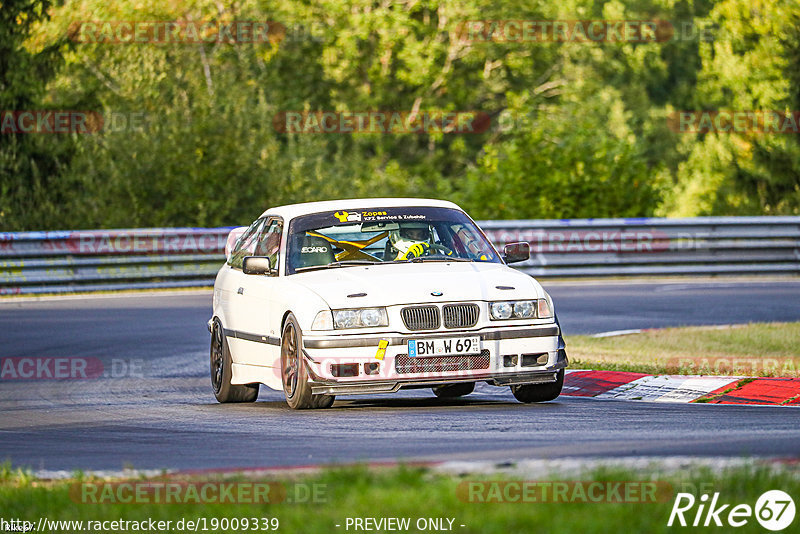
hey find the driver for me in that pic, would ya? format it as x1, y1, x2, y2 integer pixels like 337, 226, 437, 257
389, 223, 435, 260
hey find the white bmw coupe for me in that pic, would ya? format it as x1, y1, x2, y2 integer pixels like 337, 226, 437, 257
209, 198, 567, 408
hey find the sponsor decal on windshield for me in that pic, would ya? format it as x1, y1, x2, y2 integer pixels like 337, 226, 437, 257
331, 209, 428, 224
333, 211, 362, 223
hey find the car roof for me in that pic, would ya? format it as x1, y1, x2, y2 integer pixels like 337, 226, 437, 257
259, 198, 464, 220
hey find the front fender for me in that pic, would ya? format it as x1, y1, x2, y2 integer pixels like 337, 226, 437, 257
273, 279, 332, 334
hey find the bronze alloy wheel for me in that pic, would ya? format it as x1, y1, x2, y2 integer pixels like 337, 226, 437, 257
281, 322, 300, 399
280, 313, 334, 409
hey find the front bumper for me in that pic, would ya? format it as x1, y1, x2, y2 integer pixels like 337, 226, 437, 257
301, 323, 567, 395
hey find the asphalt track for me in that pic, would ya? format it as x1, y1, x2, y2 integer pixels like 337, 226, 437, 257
1, 280, 799, 472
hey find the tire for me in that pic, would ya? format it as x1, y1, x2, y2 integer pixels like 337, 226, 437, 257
510, 369, 564, 403
210, 318, 258, 403
433, 382, 475, 398
281, 313, 335, 410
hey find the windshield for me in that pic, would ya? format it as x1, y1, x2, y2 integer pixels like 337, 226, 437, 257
285, 206, 501, 274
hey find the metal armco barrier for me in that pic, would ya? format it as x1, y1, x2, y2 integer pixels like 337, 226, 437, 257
480, 216, 800, 278
1, 217, 799, 295
0, 228, 232, 295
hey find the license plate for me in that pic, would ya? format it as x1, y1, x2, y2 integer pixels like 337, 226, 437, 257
407, 336, 480, 357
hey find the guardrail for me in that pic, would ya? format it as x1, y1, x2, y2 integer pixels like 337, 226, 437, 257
479, 216, 800, 278
1, 217, 798, 294
0, 228, 231, 295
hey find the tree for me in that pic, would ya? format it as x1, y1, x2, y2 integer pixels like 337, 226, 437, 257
0, 0, 72, 230
661, 0, 800, 215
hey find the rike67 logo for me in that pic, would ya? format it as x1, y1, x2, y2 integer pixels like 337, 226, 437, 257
668, 490, 795, 531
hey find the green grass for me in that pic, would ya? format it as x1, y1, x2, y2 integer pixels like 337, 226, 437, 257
568, 322, 800, 377
1, 463, 798, 534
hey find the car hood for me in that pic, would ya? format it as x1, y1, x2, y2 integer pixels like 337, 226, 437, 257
290, 262, 544, 308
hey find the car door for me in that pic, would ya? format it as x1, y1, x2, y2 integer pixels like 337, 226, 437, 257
217, 217, 265, 327
225, 217, 283, 368
218, 217, 266, 366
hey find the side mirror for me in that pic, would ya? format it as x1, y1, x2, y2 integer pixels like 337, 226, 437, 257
243, 256, 276, 275
503, 242, 530, 264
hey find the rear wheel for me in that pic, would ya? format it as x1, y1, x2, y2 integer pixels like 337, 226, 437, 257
433, 382, 475, 398
511, 369, 564, 403
210, 318, 258, 403
281, 313, 334, 410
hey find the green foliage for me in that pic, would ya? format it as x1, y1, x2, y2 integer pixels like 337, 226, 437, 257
2, 464, 800, 534
0, 0, 74, 230
2, 0, 799, 230
458, 78, 666, 219
661, 0, 800, 215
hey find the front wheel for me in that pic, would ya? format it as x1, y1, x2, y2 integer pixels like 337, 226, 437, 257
511, 369, 564, 403
281, 313, 335, 410
210, 318, 258, 403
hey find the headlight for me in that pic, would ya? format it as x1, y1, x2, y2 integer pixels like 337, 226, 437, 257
335, 309, 359, 328
513, 300, 535, 318
333, 308, 388, 329
490, 299, 550, 320
489, 302, 513, 320
359, 308, 384, 327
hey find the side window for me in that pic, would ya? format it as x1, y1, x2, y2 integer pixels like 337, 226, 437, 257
229, 218, 267, 269
255, 220, 283, 272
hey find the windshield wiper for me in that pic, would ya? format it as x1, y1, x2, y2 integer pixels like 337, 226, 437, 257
294, 260, 377, 273
407, 256, 473, 263
296, 257, 476, 271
